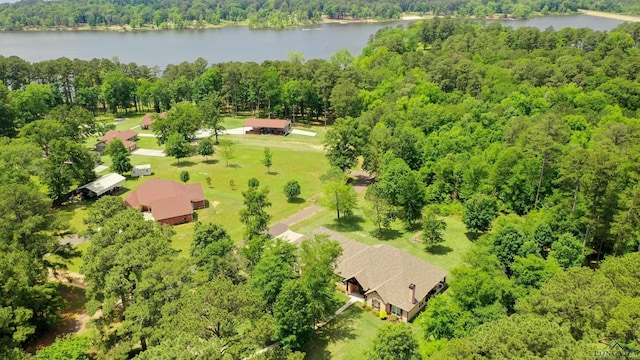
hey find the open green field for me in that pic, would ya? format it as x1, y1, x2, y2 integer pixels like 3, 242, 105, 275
67, 119, 330, 266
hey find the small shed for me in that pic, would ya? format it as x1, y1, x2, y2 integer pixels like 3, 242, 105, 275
77, 173, 126, 198
131, 164, 152, 177
244, 119, 291, 135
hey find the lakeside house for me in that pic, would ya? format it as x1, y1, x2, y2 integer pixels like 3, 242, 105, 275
124, 178, 206, 225
96, 130, 138, 152
297, 227, 448, 322
243, 118, 291, 135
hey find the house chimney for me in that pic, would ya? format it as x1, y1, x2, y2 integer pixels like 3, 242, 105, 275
409, 283, 416, 304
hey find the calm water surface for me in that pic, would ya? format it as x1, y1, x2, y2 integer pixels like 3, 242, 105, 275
0, 15, 627, 67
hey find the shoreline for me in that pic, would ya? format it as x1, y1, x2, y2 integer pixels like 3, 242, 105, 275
1, 11, 637, 33
577, 9, 640, 22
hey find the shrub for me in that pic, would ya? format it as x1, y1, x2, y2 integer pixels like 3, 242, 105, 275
284, 180, 301, 201
248, 177, 260, 188
180, 170, 190, 183
379, 310, 388, 320
389, 314, 399, 323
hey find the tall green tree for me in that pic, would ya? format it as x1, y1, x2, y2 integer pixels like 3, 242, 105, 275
273, 280, 314, 350
323, 117, 368, 171
152, 101, 203, 144
299, 234, 342, 325
250, 239, 297, 308
319, 168, 357, 223
218, 138, 236, 167
105, 138, 132, 174
422, 209, 447, 250
377, 156, 425, 226
363, 183, 396, 238
463, 194, 498, 233
239, 186, 272, 241
81, 209, 177, 342
197, 137, 214, 160
198, 93, 225, 144
164, 132, 192, 164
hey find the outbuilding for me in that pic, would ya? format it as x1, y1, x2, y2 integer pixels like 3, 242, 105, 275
77, 173, 126, 198
243, 118, 291, 135
131, 164, 152, 177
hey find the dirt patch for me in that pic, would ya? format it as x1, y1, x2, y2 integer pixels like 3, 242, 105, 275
25, 284, 90, 354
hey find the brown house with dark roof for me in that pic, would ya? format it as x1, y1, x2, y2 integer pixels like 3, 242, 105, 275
96, 130, 138, 152
244, 118, 291, 135
124, 178, 206, 225
141, 112, 167, 130
298, 227, 448, 322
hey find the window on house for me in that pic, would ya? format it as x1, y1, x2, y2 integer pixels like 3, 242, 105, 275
372, 299, 380, 310
391, 305, 402, 316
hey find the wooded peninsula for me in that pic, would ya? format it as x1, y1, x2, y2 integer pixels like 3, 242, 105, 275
2, 17, 640, 360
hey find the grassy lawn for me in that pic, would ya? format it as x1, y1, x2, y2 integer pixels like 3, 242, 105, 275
303, 305, 392, 360
66, 130, 330, 267
67, 242, 90, 273
291, 201, 472, 273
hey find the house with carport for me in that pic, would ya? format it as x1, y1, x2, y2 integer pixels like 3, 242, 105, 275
298, 227, 448, 322
243, 118, 291, 135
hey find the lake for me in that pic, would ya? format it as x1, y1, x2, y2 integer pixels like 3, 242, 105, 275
0, 15, 627, 68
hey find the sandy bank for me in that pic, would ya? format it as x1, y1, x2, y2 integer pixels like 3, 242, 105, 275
578, 9, 640, 23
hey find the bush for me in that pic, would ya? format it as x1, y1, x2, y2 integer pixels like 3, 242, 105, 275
180, 170, 190, 183
389, 314, 399, 323
379, 310, 388, 320
248, 177, 260, 188
284, 180, 301, 201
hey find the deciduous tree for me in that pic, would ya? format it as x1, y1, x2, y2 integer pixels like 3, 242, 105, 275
164, 132, 192, 164
263, 147, 273, 173
218, 138, 236, 167
197, 137, 214, 160
105, 138, 132, 175
284, 180, 301, 201
367, 323, 420, 360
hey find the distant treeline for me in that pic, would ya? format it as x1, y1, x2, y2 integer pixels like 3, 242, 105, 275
0, 0, 638, 30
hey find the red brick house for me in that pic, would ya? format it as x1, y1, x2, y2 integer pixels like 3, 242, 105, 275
140, 112, 167, 130
244, 118, 291, 135
96, 130, 138, 152
124, 178, 206, 225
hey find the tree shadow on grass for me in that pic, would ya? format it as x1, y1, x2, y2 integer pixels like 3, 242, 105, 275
227, 163, 241, 168
202, 159, 218, 165
426, 244, 453, 255
326, 215, 365, 232
368, 228, 403, 241
266, 171, 279, 175
171, 160, 196, 167
465, 231, 481, 242
304, 306, 359, 360
287, 197, 306, 204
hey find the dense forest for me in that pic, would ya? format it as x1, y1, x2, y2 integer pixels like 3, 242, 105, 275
0, 0, 639, 30
2, 17, 640, 359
